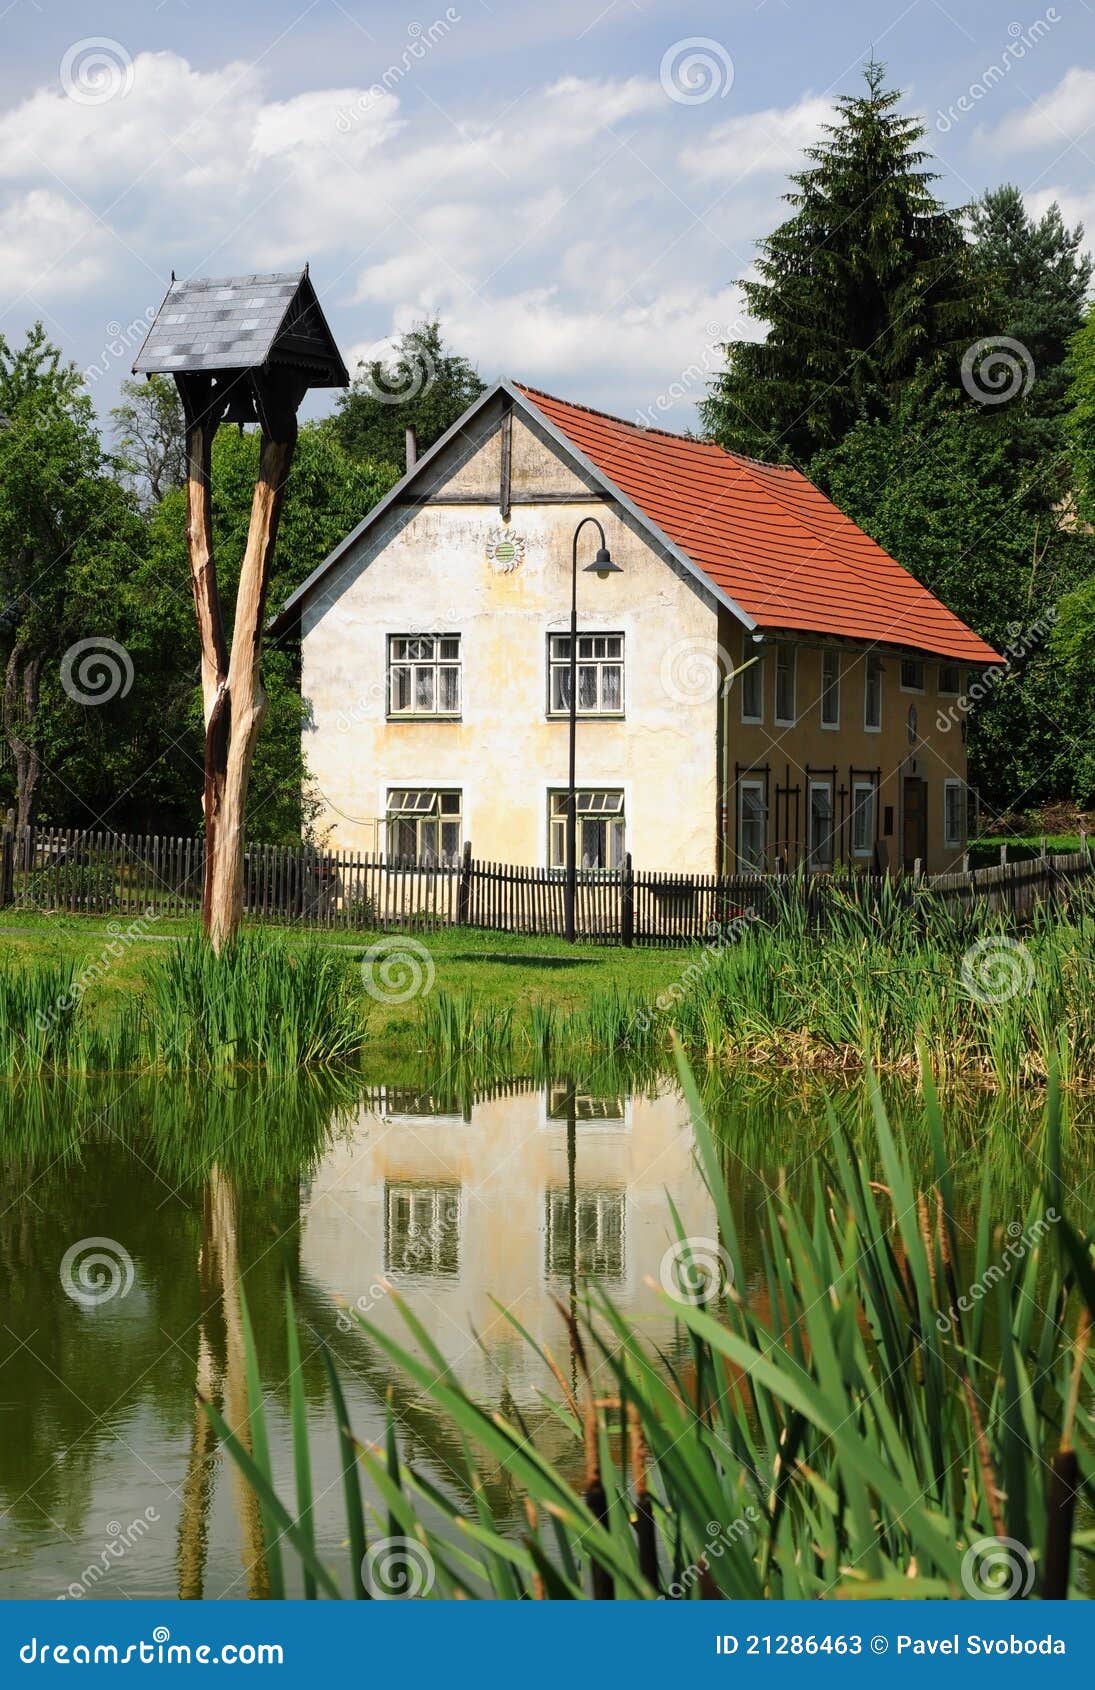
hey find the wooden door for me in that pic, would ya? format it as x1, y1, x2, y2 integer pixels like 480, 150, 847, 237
902, 777, 927, 871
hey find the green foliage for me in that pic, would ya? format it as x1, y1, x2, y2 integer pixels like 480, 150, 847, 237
144, 932, 367, 1069
333, 320, 485, 466
969, 184, 1091, 439
110, 374, 187, 506
701, 62, 974, 461
215, 1060, 1095, 1599
120, 421, 398, 838
413, 882, 1095, 1092
1066, 302, 1095, 523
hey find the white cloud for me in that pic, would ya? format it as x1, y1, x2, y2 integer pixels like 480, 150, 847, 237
679, 95, 832, 183
0, 191, 111, 302
1002, 66, 1095, 148
1025, 185, 1095, 254
0, 50, 799, 421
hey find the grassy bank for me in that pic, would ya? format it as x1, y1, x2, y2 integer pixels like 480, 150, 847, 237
0, 887, 1092, 1086
213, 1055, 1095, 1600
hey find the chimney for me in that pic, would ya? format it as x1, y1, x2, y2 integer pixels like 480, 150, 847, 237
405, 425, 418, 472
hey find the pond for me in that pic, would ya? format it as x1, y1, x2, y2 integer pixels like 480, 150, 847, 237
0, 1063, 1082, 1599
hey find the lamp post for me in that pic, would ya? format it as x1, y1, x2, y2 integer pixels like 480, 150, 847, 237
565, 516, 621, 943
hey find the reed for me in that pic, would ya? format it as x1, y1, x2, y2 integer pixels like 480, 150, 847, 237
143, 934, 366, 1071
215, 1055, 1095, 1599
411, 885, 1095, 1089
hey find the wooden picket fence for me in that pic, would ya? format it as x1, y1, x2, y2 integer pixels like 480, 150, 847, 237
0, 825, 1091, 945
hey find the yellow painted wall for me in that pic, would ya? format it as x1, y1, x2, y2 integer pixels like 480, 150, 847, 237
718, 611, 971, 875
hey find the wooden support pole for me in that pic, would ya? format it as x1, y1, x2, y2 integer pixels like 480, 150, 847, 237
207, 434, 296, 950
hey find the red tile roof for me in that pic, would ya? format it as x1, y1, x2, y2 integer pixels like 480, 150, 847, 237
516, 384, 999, 664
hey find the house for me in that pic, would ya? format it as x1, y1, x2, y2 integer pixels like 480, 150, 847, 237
270, 380, 1000, 877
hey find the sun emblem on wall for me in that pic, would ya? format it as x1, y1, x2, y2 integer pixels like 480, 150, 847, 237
485, 526, 527, 574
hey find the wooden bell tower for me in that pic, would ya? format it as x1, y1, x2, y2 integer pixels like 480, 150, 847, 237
133, 268, 348, 945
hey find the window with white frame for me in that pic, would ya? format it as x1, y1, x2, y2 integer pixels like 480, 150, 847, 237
740, 635, 763, 723
386, 789, 462, 865
808, 782, 835, 869
385, 1183, 460, 1277
939, 662, 960, 695
850, 781, 876, 858
864, 655, 883, 731
738, 779, 767, 871
821, 649, 840, 728
548, 790, 625, 871
774, 643, 796, 725
388, 634, 461, 717
545, 1188, 625, 1281
548, 633, 624, 715
900, 657, 925, 692
944, 779, 965, 847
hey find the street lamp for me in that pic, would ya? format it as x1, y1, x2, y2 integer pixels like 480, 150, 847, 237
565, 515, 622, 943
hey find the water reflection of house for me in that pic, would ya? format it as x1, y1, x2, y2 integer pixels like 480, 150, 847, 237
301, 1080, 715, 1401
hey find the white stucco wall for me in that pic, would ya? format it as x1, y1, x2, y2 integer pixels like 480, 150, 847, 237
299, 408, 724, 872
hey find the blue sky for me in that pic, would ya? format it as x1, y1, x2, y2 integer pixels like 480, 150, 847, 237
1, 0, 1091, 428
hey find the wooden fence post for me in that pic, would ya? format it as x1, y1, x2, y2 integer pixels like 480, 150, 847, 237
457, 840, 472, 926
621, 852, 634, 947
0, 829, 11, 908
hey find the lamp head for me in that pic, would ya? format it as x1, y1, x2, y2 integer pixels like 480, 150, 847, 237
585, 546, 621, 581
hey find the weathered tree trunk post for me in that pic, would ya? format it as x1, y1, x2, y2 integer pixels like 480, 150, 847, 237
134, 266, 349, 952
182, 392, 230, 936
206, 433, 296, 948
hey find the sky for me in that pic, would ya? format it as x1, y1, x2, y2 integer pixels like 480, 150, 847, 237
1, 0, 1092, 430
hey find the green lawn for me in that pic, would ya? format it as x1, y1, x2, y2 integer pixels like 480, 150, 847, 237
0, 912, 700, 1035
967, 832, 1082, 868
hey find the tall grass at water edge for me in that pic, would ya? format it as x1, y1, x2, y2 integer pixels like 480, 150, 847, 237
0, 935, 366, 1075
417, 881, 1095, 1088
211, 1052, 1095, 1599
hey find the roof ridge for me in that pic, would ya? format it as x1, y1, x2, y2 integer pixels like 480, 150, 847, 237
513, 380, 797, 473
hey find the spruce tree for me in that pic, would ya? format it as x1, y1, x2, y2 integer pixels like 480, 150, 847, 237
701, 61, 974, 462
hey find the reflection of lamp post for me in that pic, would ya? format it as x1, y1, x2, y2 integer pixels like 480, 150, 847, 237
565, 517, 621, 943
567, 1084, 578, 1400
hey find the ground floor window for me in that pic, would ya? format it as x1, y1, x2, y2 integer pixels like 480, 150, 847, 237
944, 779, 966, 848
808, 781, 835, 869
850, 780, 877, 858
738, 779, 767, 870
386, 789, 462, 864
385, 1182, 461, 1277
545, 1188, 626, 1281
548, 790, 625, 870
